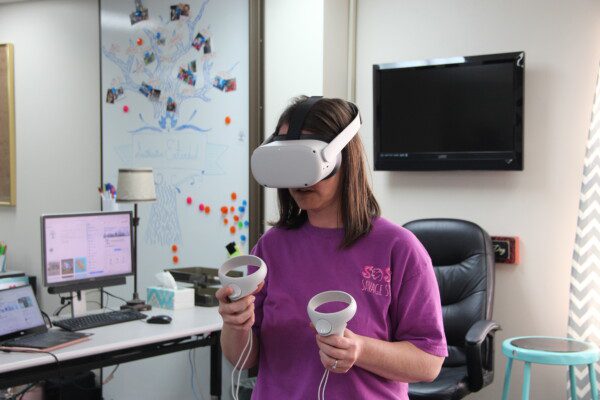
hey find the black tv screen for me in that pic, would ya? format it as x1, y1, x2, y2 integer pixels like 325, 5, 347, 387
373, 52, 524, 170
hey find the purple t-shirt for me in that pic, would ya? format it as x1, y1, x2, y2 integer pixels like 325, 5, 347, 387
249, 217, 447, 400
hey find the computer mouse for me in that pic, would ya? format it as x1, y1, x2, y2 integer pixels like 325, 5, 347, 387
146, 315, 172, 324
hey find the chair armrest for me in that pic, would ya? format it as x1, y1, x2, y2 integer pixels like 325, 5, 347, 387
465, 320, 501, 392
466, 320, 501, 346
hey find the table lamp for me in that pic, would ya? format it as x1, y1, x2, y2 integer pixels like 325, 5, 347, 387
117, 168, 156, 311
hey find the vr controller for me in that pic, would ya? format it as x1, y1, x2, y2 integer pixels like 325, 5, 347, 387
219, 255, 267, 301
307, 290, 357, 337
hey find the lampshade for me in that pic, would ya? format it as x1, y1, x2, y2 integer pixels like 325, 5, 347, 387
116, 168, 156, 202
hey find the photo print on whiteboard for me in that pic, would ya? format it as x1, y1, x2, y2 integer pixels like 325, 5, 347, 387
106, 87, 125, 104
212, 72, 236, 92
170, 3, 190, 21
130, 0, 148, 25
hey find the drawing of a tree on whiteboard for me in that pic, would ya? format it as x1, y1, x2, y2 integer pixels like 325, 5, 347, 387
101, 0, 238, 246
102, 0, 236, 133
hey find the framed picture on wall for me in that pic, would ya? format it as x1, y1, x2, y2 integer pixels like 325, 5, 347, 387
0, 43, 16, 206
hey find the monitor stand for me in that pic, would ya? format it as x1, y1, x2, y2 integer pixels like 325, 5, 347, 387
70, 290, 87, 317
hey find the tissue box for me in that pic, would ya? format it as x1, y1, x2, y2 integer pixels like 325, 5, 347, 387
146, 287, 195, 310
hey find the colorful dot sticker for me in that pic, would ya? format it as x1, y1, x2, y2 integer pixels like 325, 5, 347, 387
221, 206, 228, 214
238, 206, 245, 213
186, 197, 192, 205
230, 206, 235, 212
233, 215, 239, 222
171, 244, 178, 252
230, 226, 236, 234
240, 235, 247, 242
242, 200, 247, 206
204, 206, 211, 214
123, 105, 129, 113
238, 221, 243, 229
223, 218, 229, 225
244, 220, 249, 227
225, 116, 231, 125
173, 255, 179, 264
136, 37, 143, 46
231, 192, 237, 201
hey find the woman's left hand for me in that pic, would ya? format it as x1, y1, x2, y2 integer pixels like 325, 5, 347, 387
315, 328, 364, 374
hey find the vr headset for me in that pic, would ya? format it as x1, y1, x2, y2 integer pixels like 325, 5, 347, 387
251, 96, 362, 188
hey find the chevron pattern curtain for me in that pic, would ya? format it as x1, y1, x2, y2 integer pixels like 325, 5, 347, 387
568, 65, 600, 400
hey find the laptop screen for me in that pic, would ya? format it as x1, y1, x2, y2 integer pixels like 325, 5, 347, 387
0, 285, 46, 340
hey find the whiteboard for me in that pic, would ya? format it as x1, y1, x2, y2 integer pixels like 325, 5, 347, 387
101, 0, 251, 285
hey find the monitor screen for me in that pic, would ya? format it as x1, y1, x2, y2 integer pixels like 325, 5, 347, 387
379, 63, 515, 153
41, 212, 133, 288
373, 52, 524, 170
0, 285, 45, 338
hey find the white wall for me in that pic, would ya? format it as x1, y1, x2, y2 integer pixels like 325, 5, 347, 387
264, 0, 324, 224
0, 0, 100, 311
355, 0, 600, 399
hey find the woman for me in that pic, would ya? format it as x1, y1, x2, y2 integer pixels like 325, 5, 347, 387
217, 96, 447, 399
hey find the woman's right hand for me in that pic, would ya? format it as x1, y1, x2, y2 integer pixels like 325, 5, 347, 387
216, 286, 258, 332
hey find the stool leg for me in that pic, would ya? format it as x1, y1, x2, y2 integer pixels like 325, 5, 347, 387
589, 363, 598, 400
569, 365, 577, 400
502, 358, 513, 400
522, 362, 531, 400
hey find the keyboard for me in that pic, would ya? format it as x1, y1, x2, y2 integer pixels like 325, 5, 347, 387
53, 310, 147, 331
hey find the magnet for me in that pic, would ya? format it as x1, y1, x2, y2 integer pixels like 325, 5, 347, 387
230, 206, 235, 212
242, 200, 247, 206
225, 116, 231, 125
231, 192, 237, 201
238, 206, 245, 213
230, 226, 236, 234
186, 197, 192, 205
137, 37, 143, 46
199, 203, 205, 211
205, 206, 211, 214
240, 235, 247, 242
224, 218, 229, 225
233, 215, 239, 222
221, 206, 228, 214
123, 105, 129, 113
173, 255, 179, 264
238, 221, 243, 229
171, 244, 178, 252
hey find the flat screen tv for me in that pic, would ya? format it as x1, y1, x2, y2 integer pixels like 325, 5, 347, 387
373, 51, 524, 171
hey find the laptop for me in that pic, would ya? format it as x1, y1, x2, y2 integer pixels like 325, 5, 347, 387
0, 285, 91, 351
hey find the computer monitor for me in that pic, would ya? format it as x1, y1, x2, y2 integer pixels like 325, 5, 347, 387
41, 211, 134, 295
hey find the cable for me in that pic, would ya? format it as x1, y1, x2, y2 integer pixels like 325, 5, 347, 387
102, 364, 119, 385
318, 367, 330, 400
0, 348, 62, 400
53, 301, 71, 316
102, 290, 128, 303
40, 310, 53, 328
231, 331, 252, 400
5, 382, 36, 400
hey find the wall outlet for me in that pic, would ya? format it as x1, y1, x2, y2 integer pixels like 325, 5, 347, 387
491, 236, 520, 264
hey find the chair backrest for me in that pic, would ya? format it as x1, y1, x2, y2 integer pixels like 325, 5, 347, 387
403, 218, 495, 367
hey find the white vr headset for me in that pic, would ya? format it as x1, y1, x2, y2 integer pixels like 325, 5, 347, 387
251, 96, 362, 188
219, 255, 267, 301
307, 291, 357, 337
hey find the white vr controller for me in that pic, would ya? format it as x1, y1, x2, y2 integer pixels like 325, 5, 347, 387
219, 255, 267, 301
307, 291, 357, 337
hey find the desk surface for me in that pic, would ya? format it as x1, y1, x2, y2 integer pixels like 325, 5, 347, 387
0, 306, 222, 374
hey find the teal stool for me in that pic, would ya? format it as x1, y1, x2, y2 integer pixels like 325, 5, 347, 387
502, 336, 599, 400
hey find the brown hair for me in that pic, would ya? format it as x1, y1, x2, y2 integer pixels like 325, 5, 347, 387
270, 96, 380, 248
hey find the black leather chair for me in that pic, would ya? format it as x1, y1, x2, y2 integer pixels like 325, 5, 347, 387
403, 219, 501, 400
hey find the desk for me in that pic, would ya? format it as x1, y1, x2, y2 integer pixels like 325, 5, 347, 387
0, 307, 223, 399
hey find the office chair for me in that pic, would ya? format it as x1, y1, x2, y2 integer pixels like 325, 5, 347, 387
403, 219, 501, 400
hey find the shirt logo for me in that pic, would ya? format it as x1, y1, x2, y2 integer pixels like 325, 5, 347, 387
361, 266, 391, 297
